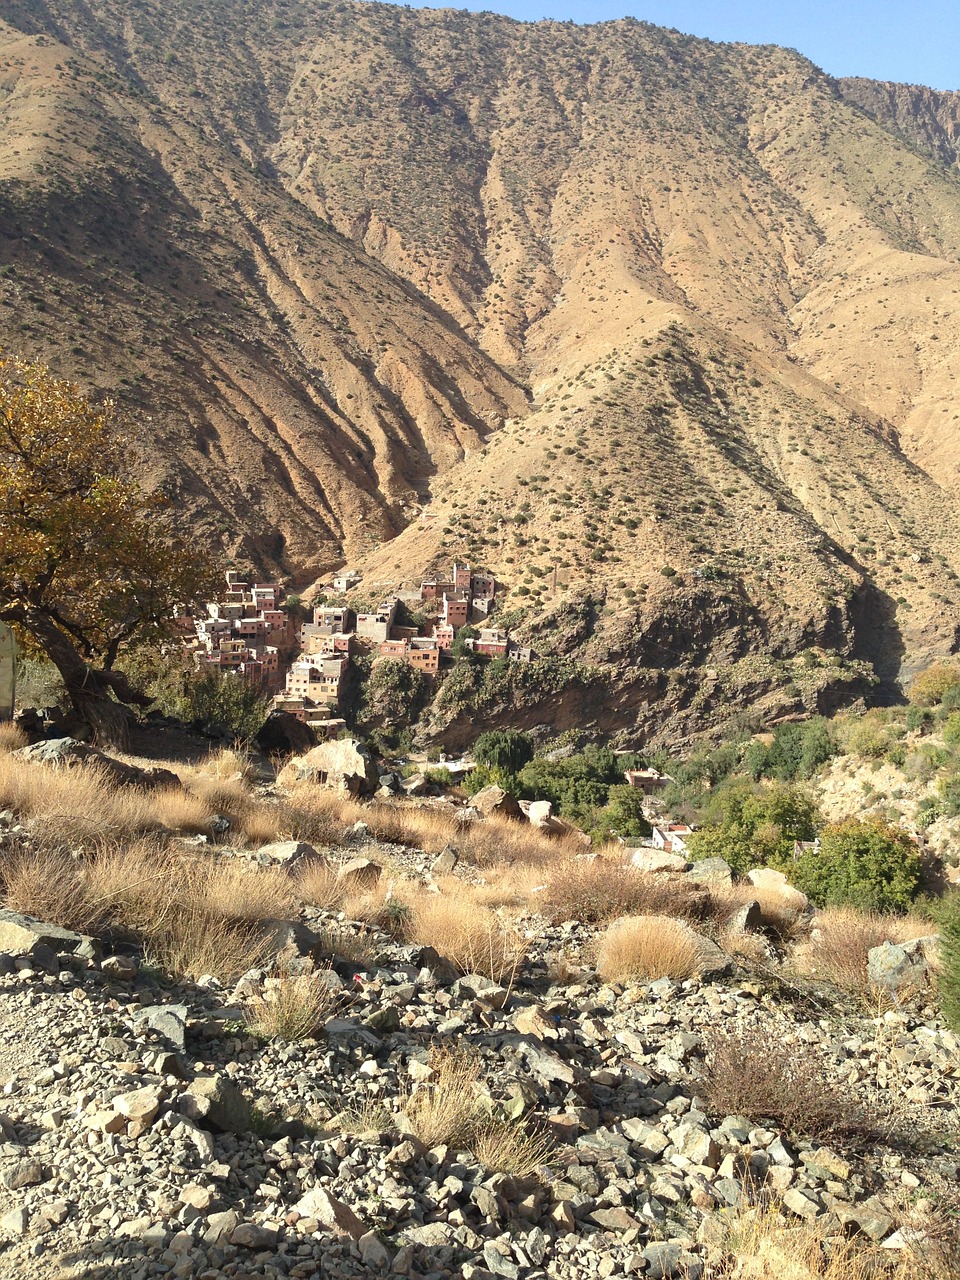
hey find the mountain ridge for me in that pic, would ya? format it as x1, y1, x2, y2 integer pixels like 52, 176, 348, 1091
2, 0, 960, 738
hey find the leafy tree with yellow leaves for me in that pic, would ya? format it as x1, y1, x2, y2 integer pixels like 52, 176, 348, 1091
0, 355, 218, 740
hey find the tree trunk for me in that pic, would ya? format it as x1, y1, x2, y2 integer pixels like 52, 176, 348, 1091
19, 611, 147, 746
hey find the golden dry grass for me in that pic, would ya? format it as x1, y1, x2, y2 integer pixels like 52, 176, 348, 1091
707, 883, 807, 941
0, 754, 158, 845
795, 907, 936, 992
472, 1121, 554, 1178
0, 839, 279, 980
151, 786, 215, 835
595, 914, 705, 982
295, 859, 348, 911
539, 854, 700, 924
702, 1198, 960, 1280
243, 967, 337, 1040
402, 1046, 486, 1148
0, 722, 27, 753
407, 893, 527, 982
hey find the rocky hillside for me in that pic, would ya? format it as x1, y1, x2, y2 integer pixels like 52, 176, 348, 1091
3, 1, 960, 731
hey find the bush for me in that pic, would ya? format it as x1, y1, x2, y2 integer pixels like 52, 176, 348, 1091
595, 915, 706, 982
150, 664, 270, 741
687, 783, 819, 876
909, 662, 960, 708
791, 818, 923, 912
473, 730, 534, 774
696, 1025, 865, 1138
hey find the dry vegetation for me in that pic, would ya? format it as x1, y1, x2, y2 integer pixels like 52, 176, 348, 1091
696, 1025, 867, 1140
701, 1196, 960, 1280
795, 907, 937, 993
243, 967, 339, 1041
595, 914, 707, 983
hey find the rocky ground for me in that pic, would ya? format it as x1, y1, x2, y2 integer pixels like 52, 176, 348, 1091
0, 826, 958, 1280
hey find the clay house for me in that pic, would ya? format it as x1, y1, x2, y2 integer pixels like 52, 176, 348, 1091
474, 627, 509, 658
441, 593, 470, 629
313, 605, 355, 633
252, 583, 281, 609
470, 569, 496, 600
624, 768, 674, 795
453, 562, 472, 591
420, 576, 455, 602
650, 823, 693, 855
471, 596, 495, 619
356, 599, 398, 643
333, 569, 361, 593
379, 639, 408, 661
235, 616, 267, 644
407, 638, 440, 673
285, 655, 346, 705
507, 642, 535, 663
207, 601, 244, 622
434, 623, 454, 650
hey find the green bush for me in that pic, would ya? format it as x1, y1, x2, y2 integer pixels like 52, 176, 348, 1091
687, 783, 819, 875
943, 713, 960, 747
154, 667, 270, 741
590, 784, 653, 843
473, 729, 534, 775
791, 817, 922, 912
908, 662, 960, 708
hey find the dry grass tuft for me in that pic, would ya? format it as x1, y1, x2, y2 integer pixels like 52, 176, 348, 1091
707, 884, 807, 942
243, 967, 337, 1041
402, 1046, 486, 1149
0, 723, 27, 753
472, 1121, 554, 1178
540, 855, 700, 924
1, 839, 280, 981
0, 754, 158, 845
2, 844, 111, 934
596, 914, 705, 983
795, 907, 935, 993
408, 893, 527, 982
696, 1024, 867, 1140
151, 786, 215, 835
702, 1195, 960, 1280
296, 859, 347, 911
281, 787, 362, 845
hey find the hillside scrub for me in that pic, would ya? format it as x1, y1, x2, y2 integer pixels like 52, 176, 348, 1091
791, 818, 924, 913
686, 782, 819, 876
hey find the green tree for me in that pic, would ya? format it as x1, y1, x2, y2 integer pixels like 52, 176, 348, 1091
592, 784, 653, 842
473, 729, 534, 775
0, 356, 217, 739
792, 818, 923, 912
687, 783, 819, 875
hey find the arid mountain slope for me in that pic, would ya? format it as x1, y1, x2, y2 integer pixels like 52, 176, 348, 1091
0, 14, 525, 576
2, 0, 960, 734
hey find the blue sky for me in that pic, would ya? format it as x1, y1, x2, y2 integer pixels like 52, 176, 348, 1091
384, 2, 960, 91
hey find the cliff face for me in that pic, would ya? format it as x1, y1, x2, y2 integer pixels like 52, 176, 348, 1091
2, 1, 960, 736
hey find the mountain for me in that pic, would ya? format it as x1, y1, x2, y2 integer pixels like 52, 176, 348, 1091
2, 0, 960, 740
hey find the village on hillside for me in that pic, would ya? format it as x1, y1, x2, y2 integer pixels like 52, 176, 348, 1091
177, 561, 536, 739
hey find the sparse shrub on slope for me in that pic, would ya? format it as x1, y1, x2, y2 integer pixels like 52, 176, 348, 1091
937, 893, 960, 1032
697, 1025, 865, 1139
909, 661, 960, 708
791, 818, 923, 913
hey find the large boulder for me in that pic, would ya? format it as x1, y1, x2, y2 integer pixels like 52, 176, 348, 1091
255, 712, 317, 759
278, 738, 379, 797
867, 937, 940, 990
0, 910, 97, 959
746, 867, 809, 911
471, 785, 523, 821
631, 849, 689, 874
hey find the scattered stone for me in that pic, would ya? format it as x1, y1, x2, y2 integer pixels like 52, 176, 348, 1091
471, 785, 523, 821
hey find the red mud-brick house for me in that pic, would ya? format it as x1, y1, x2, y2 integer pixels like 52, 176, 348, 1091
434, 623, 455, 649
441, 594, 470, 629
624, 768, 674, 795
